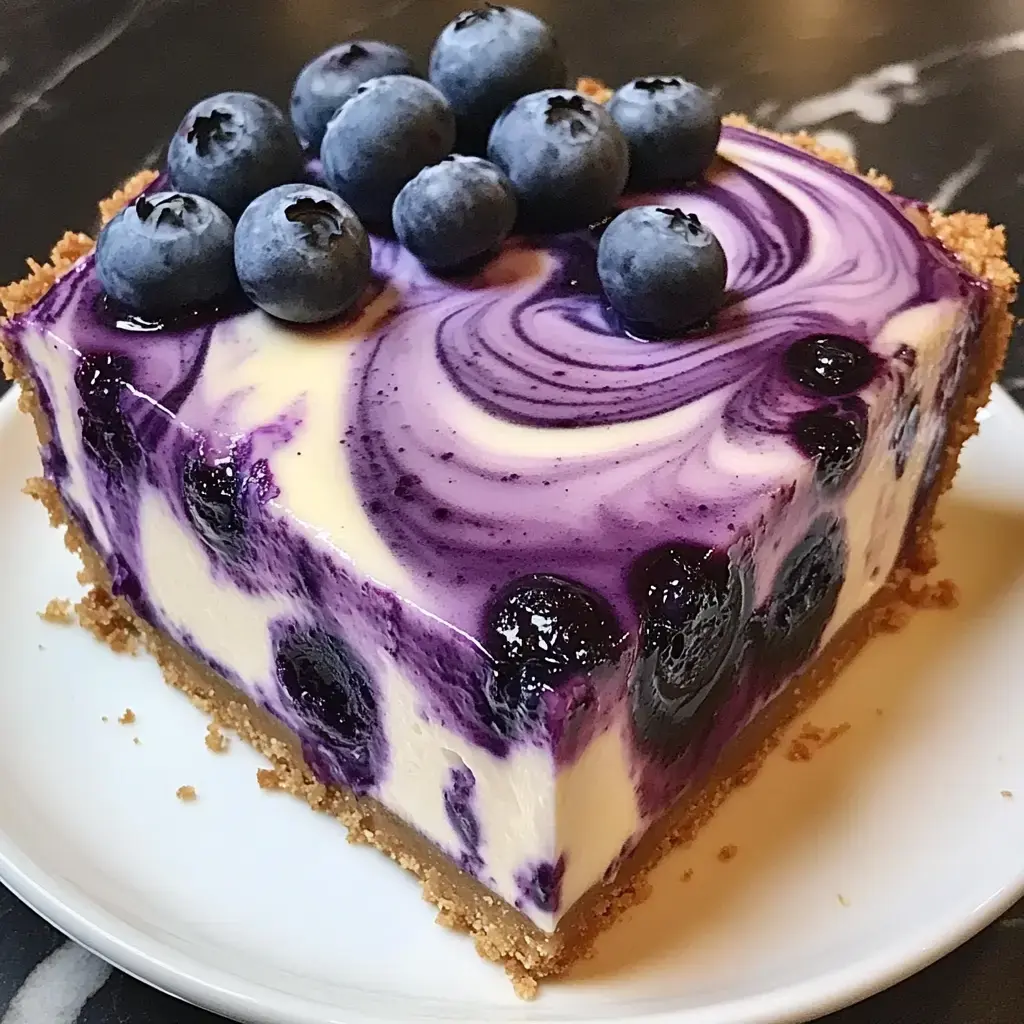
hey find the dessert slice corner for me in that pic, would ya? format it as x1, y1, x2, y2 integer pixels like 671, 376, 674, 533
0, 126, 1017, 998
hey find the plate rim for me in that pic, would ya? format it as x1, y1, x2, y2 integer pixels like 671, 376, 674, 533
1, 382, 1024, 1024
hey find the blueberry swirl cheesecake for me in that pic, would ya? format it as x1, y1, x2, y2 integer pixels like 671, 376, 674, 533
0, 4, 1017, 996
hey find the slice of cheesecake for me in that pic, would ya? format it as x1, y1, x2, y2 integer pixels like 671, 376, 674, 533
1, 119, 1015, 996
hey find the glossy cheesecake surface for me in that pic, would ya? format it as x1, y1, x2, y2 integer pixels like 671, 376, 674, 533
4, 124, 988, 930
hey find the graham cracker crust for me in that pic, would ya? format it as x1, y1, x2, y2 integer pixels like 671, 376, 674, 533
0, 123, 1016, 997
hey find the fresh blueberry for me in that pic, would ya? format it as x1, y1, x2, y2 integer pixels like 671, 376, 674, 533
597, 206, 727, 337
792, 405, 867, 491
784, 335, 878, 397
183, 450, 246, 558
291, 41, 416, 151
96, 193, 235, 315
484, 574, 622, 739
487, 89, 628, 230
760, 515, 847, 681
168, 92, 303, 218
628, 544, 751, 761
892, 393, 921, 479
275, 624, 383, 793
484, 661, 552, 741
429, 5, 566, 151
320, 75, 456, 225
234, 184, 371, 324
393, 156, 516, 271
75, 352, 141, 476
607, 77, 720, 185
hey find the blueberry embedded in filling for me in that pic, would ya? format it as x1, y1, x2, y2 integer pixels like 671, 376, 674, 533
515, 854, 567, 915
485, 660, 556, 740
483, 574, 623, 741
108, 555, 145, 605
784, 335, 879, 397
274, 623, 384, 793
628, 543, 752, 763
909, 326, 973, 514
182, 449, 247, 558
74, 352, 141, 476
937, 326, 969, 412
891, 392, 921, 479
792, 402, 867, 492
758, 515, 847, 683
443, 765, 483, 873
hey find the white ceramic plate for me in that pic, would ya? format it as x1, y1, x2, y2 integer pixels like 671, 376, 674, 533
3, 385, 1024, 1024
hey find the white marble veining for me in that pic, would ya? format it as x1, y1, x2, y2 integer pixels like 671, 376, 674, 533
778, 62, 924, 129
0, 943, 109, 1024
774, 28, 1024, 132
0, 0, 149, 143
929, 145, 992, 211
756, 29, 1024, 214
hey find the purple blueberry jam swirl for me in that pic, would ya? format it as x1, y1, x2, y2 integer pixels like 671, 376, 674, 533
346, 127, 983, 633
2, 124, 989, 804
443, 765, 484, 874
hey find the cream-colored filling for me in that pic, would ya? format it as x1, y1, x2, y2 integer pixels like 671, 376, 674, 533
13, 282, 967, 934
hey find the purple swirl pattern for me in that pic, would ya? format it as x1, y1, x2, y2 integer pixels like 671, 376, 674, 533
348, 127, 982, 629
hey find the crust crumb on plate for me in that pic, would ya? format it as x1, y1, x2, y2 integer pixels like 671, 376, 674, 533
176, 785, 197, 802
717, 844, 739, 863
205, 723, 230, 753
913, 578, 959, 609
38, 598, 74, 624
118, 708, 136, 725
787, 739, 812, 763
786, 721, 851, 762
511, 972, 539, 1001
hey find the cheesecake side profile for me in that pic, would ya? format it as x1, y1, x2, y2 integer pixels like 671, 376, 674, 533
0, 53, 1016, 995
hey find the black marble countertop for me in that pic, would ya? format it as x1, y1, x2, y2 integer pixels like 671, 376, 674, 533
2, 0, 1024, 1020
